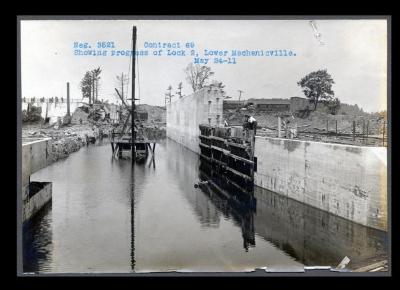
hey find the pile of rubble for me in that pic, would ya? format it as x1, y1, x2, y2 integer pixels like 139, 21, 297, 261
49, 136, 86, 161
71, 106, 90, 125
71, 103, 112, 125
22, 105, 43, 123
23, 124, 110, 163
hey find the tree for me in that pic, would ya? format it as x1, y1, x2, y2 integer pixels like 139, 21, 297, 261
116, 72, 129, 100
184, 63, 214, 92
92, 67, 102, 103
166, 85, 173, 102
80, 71, 93, 104
297, 69, 335, 110
211, 80, 226, 96
176, 82, 183, 98
80, 68, 102, 105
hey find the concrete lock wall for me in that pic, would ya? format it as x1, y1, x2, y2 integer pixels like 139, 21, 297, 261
253, 187, 387, 266
166, 86, 224, 153
254, 137, 387, 231
23, 182, 52, 222
22, 138, 52, 201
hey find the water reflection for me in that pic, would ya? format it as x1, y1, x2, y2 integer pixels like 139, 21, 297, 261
198, 182, 256, 251
130, 159, 135, 271
23, 202, 53, 272
198, 158, 256, 251
196, 155, 387, 267
253, 186, 388, 267
23, 139, 387, 273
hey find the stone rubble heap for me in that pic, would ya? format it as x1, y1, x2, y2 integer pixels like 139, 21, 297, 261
23, 124, 112, 163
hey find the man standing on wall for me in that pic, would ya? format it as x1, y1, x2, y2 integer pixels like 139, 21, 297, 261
244, 114, 257, 137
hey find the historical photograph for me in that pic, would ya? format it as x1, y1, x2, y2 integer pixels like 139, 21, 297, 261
18, 17, 389, 274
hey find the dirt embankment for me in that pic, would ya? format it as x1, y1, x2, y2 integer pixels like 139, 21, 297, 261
137, 104, 166, 124
22, 123, 114, 163
224, 108, 387, 146
22, 102, 166, 163
22, 101, 120, 162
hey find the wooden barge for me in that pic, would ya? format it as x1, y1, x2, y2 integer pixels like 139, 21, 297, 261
110, 129, 157, 162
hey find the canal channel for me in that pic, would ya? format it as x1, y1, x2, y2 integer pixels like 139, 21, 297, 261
23, 139, 388, 273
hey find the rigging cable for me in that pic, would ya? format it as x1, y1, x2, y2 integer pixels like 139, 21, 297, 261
126, 35, 133, 103
136, 53, 141, 105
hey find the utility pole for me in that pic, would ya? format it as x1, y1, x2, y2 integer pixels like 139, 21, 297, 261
177, 82, 183, 98
66, 82, 70, 116
121, 72, 125, 100
237, 90, 244, 110
92, 71, 95, 104
335, 120, 338, 136
131, 26, 137, 157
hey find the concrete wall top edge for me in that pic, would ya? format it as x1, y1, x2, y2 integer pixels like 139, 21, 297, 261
22, 137, 52, 146
255, 136, 387, 150
168, 87, 222, 106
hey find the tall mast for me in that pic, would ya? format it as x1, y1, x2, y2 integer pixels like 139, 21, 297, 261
131, 26, 137, 157
130, 26, 137, 271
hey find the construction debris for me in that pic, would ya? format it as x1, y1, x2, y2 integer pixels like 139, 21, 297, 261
71, 107, 89, 124
22, 123, 110, 163
22, 105, 43, 123
22, 101, 166, 164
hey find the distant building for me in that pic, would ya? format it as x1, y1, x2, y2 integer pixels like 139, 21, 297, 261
246, 98, 291, 112
289, 96, 310, 113
223, 100, 245, 110
224, 97, 310, 113
135, 111, 148, 121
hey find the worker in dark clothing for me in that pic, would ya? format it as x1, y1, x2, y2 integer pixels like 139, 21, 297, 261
243, 114, 250, 129
248, 116, 256, 129
249, 115, 257, 136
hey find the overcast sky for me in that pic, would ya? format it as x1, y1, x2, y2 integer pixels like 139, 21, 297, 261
20, 19, 387, 112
